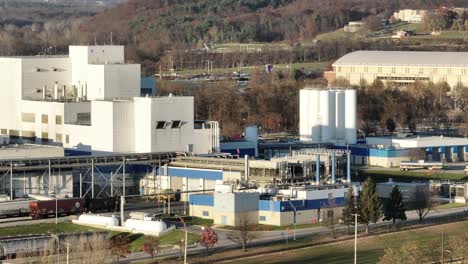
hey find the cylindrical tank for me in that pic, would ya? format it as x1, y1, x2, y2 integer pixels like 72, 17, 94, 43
299, 89, 310, 141
78, 214, 119, 227
309, 89, 321, 142
244, 126, 258, 143
335, 91, 345, 140
345, 89, 357, 144
124, 219, 168, 233
320, 90, 336, 143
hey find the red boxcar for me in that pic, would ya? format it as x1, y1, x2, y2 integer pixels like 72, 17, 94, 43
29, 198, 85, 219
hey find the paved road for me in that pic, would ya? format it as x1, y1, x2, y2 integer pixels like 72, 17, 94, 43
121, 205, 468, 263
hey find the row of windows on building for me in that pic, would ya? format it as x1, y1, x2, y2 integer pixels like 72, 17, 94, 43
21, 113, 63, 125
1, 128, 70, 144
337, 66, 468, 75
376, 76, 431, 81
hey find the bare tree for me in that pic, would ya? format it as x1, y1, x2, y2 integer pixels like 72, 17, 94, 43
409, 185, 433, 223
379, 241, 425, 264
34, 233, 113, 264
143, 236, 160, 259
324, 197, 341, 238
109, 233, 129, 264
226, 216, 257, 252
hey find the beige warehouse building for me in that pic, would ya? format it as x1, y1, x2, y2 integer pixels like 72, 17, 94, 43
325, 51, 468, 90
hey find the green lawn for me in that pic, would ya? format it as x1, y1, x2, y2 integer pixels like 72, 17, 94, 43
228, 221, 468, 264
162, 61, 329, 75
0, 223, 102, 237
434, 203, 468, 210
355, 169, 467, 183
163, 216, 214, 227
115, 229, 200, 253
212, 42, 292, 52
159, 229, 199, 246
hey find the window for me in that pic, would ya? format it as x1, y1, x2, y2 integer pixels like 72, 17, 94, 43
9, 130, 19, 137
22, 113, 35, 123
259, 216, 266, 221
41, 132, 48, 139
0, 129, 6, 135
156, 121, 166, 129
41, 114, 48, 124
202, 211, 209, 217
22, 131, 35, 138
171, 120, 182, 128
65, 135, 69, 144
77, 113, 91, 124
55, 115, 63, 125
56, 133, 63, 143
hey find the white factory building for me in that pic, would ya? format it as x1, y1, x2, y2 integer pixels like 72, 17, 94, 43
299, 89, 357, 145
393, 9, 427, 23
0, 45, 219, 154
325, 51, 468, 89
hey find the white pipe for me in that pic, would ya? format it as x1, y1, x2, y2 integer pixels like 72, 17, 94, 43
42, 85, 46, 100
53, 82, 58, 100
244, 155, 249, 182
84, 83, 88, 100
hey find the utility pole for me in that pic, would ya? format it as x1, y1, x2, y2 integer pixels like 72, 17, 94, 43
9, 162, 13, 200
441, 232, 445, 264
353, 213, 359, 264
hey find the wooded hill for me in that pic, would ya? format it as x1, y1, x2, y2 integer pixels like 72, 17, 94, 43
79, 0, 460, 54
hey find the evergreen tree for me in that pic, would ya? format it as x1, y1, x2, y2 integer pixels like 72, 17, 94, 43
341, 187, 356, 234
358, 177, 382, 233
383, 186, 407, 229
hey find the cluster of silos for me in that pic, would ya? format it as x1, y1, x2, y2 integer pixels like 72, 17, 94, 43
299, 89, 357, 145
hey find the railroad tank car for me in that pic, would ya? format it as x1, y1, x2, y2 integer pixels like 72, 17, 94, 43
0, 200, 31, 218
29, 198, 85, 219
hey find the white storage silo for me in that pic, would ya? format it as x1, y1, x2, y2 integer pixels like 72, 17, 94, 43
345, 89, 357, 144
299, 90, 310, 141
309, 89, 321, 142
320, 90, 336, 143
335, 90, 346, 140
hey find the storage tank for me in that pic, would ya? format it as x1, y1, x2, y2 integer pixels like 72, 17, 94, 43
345, 89, 357, 144
335, 90, 346, 140
244, 126, 258, 143
124, 219, 168, 233
320, 90, 336, 143
299, 89, 310, 141
77, 214, 119, 227
309, 89, 321, 143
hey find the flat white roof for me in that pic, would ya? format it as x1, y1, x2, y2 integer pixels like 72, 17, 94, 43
367, 136, 468, 148
333, 51, 468, 67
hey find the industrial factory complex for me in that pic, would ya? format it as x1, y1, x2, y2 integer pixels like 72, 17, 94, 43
0, 46, 468, 238
0, 45, 219, 155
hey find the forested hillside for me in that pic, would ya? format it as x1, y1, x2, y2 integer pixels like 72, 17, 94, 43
80, 0, 457, 52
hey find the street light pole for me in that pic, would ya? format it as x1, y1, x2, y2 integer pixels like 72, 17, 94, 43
287, 200, 297, 240
353, 213, 359, 264
55, 186, 58, 225
175, 215, 188, 264
66, 243, 70, 264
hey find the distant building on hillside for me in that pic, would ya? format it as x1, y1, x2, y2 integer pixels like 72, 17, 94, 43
325, 50, 468, 90
343, 21, 364, 33
393, 9, 427, 23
